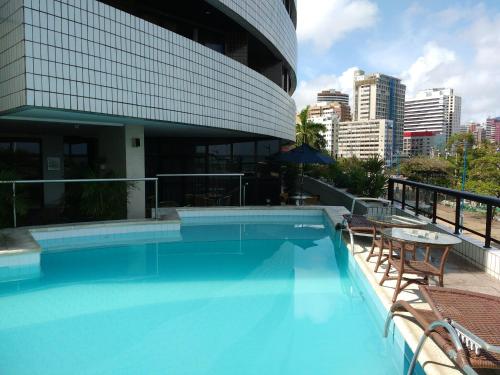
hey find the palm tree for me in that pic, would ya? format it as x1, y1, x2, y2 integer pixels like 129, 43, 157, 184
295, 106, 327, 150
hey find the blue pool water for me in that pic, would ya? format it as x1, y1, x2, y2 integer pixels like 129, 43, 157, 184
0, 214, 408, 374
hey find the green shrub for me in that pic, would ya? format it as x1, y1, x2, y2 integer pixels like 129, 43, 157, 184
308, 156, 387, 198
63, 168, 135, 221
0, 170, 29, 228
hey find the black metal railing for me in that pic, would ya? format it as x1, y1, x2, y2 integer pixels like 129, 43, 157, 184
388, 178, 499, 248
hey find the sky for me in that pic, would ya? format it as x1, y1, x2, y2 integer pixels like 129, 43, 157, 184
293, 0, 500, 123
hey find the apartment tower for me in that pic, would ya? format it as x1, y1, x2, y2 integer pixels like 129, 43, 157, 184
404, 88, 462, 142
352, 70, 406, 157
316, 89, 349, 106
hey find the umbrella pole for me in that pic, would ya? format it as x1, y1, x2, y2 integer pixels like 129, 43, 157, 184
300, 162, 304, 206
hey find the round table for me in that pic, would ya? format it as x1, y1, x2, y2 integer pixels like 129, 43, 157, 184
382, 228, 462, 247
365, 215, 427, 271
366, 214, 427, 228
380, 228, 462, 302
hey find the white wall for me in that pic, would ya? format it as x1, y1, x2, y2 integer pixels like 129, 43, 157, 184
97, 125, 145, 219
41, 135, 64, 206
124, 125, 145, 219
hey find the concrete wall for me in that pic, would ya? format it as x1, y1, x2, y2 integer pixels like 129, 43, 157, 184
124, 125, 145, 219
97, 125, 145, 219
41, 135, 64, 206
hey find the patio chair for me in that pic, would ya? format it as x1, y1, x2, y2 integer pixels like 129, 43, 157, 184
280, 192, 289, 205
384, 286, 500, 375
342, 197, 391, 252
304, 194, 320, 205
379, 235, 452, 302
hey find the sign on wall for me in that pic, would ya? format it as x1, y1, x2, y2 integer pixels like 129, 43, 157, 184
47, 157, 61, 171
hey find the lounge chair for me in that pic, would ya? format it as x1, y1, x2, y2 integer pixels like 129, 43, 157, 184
384, 286, 500, 375
342, 197, 391, 251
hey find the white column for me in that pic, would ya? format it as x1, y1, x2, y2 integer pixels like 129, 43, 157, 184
41, 135, 64, 206
124, 125, 145, 219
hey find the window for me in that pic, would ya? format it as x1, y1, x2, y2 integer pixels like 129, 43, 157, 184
64, 137, 97, 176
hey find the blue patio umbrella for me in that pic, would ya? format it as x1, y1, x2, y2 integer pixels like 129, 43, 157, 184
278, 144, 335, 203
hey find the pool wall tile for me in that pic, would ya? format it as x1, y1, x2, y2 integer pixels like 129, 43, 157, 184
30, 221, 180, 241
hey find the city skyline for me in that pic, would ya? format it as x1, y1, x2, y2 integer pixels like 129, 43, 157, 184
293, 0, 500, 123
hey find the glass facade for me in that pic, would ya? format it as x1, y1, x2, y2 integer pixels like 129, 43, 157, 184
146, 137, 282, 206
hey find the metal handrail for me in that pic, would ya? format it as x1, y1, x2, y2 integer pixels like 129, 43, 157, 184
388, 177, 499, 248
0, 177, 159, 228
389, 178, 500, 207
157, 173, 245, 206
157, 173, 244, 177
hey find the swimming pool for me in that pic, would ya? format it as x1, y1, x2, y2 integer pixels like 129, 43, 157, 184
0, 211, 420, 374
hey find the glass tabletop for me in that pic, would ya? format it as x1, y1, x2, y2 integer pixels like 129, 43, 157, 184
382, 228, 462, 246
366, 214, 427, 228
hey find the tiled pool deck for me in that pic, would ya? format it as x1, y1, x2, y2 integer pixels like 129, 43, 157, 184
1, 206, 499, 374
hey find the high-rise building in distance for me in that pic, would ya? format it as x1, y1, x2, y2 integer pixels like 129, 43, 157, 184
337, 119, 393, 164
486, 117, 500, 144
316, 89, 349, 106
353, 70, 406, 157
307, 101, 351, 155
404, 88, 462, 142
403, 131, 444, 158
308, 102, 352, 122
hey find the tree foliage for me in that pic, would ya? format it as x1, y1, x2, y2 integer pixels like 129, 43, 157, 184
295, 106, 327, 150
63, 167, 135, 221
465, 152, 500, 198
400, 157, 453, 187
309, 156, 387, 198
0, 169, 29, 228
400, 134, 499, 199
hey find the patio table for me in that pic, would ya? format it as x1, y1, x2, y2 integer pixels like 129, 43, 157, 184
379, 228, 462, 302
365, 214, 427, 272
290, 193, 312, 206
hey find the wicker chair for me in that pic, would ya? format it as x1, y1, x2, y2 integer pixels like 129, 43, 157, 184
384, 286, 500, 375
342, 197, 391, 253
380, 235, 452, 302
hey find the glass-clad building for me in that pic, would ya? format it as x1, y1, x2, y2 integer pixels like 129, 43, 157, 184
0, 0, 297, 222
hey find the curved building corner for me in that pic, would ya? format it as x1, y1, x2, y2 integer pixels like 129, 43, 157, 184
0, 0, 297, 218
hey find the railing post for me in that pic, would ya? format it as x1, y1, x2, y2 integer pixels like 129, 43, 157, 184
401, 183, 406, 210
454, 196, 461, 234
239, 175, 242, 207
415, 187, 420, 216
154, 178, 159, 220
387, 179, 394, 203
485, 204, 492, 248
432, 191, 437, 224
12, 182, 16, 228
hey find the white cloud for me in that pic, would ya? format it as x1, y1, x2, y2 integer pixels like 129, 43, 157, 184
295, 3, 500, 122
293, 67, 359, 111
297, 0, 378, 50
401, 42, 457, 96
400, 10, 500, 122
